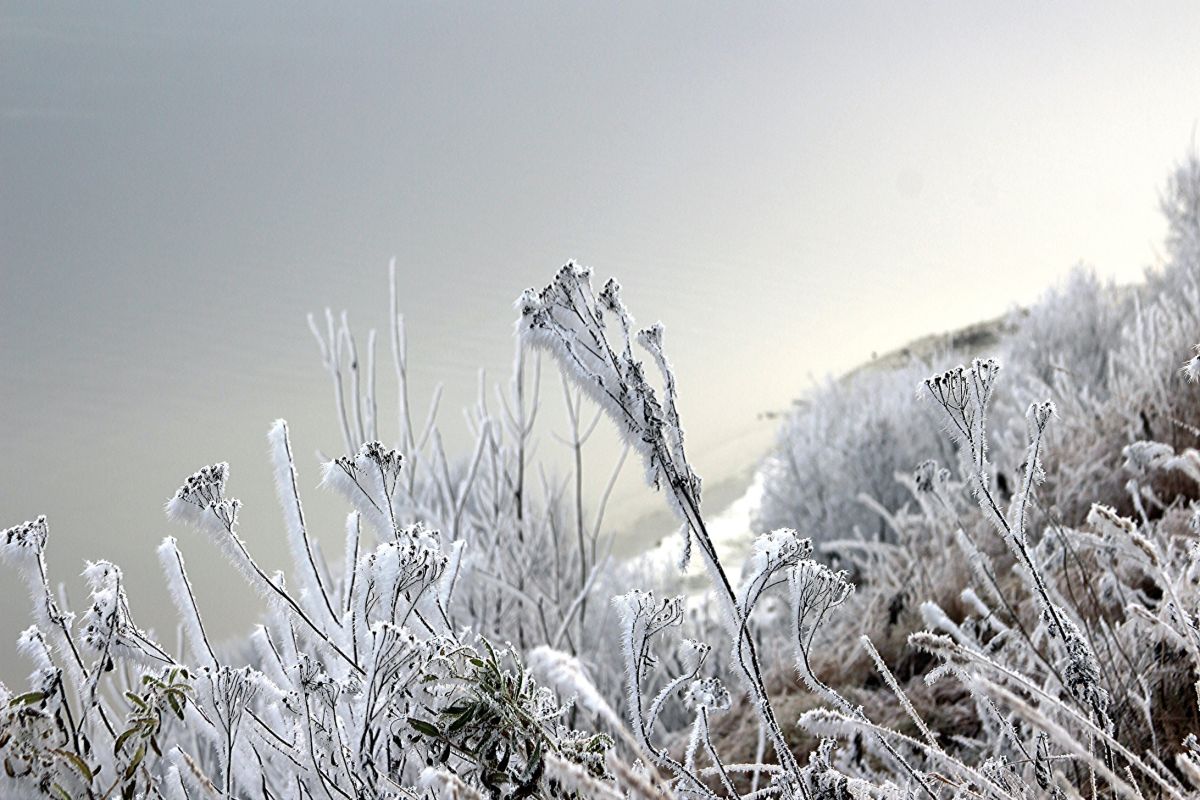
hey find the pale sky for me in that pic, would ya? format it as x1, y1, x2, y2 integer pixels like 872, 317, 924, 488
2, 2, 1199, 662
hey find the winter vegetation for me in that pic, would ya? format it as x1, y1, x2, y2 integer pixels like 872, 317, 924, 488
3, 152, 1200, 799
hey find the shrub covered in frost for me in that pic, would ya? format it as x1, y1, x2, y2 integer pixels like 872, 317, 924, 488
760, 153, 1200, 552
0, 427, 634, 798
525, 244, 1200, 797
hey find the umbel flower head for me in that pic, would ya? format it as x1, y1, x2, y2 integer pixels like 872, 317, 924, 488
166, 462, 241, 534
0, 515, 49, 559
321, 439, 405, 535
682, 676, 730, 713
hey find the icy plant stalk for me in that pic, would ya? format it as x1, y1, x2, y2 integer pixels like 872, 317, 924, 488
517, 264, 802, 779
923, 361, 1111, 729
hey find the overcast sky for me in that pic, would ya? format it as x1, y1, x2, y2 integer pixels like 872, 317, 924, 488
3, 2, 1200, 660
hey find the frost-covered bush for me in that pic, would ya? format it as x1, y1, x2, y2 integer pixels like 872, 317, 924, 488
760, 153, 1200, 554
0, 426, 636, 798
0, 266, 643, 798
519, 183, 1200, 797
307, 263, 637, 710
755, 363, 957, 546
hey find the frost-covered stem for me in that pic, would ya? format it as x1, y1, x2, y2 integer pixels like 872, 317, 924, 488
309, 309, 356, 455
340, 313, 366, 447
366, 328, 378, 441
956, 371, 1071, 643
860, 635, 939, 752
515, 349, 529, 534
790, 571, 935, 799
388, 259, 445, 503
955, 528, 1069, 690
800, 707, 1003, 798
558, 376, 603, 649
926, 365, 1110, 739
158, 538, 218, 667
1046, 510, 1142, 687
621, 659, 720, 794
1, 518, 119, 741
519, 265, 800, 779
986, 455, 1071, 646
301, 690, 352, 800
616, 594, 723, 795
980, 681, 1150, 800
389, 258, 416, 457
749, 725, 767, 795
270, 420, 339, 625
570, 392, 588, 631
697, 707, 738, 799
454, 421, 490, 541
674, 476, 802, 779
592, 442, 630, 549
551, 560, 606, 650
175, 490, 361, 674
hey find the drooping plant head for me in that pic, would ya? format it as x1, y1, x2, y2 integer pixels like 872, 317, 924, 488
517, 263, 700, 523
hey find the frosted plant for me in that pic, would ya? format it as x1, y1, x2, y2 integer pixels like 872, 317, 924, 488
0, 423, 628, 799
521, 249, 1200, 799
519, 265, 810, 781
0, 258, 673, 798
923, 362, 1111, 728
521, 264, 957, 799
756, 352, 959, 548
310, 260, 631, 685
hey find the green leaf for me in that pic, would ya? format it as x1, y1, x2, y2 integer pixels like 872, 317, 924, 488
447, 705, 475, 733
123, 744, 145, 782
9, 691, 45, 707
114, 728, 138, 755
407, 717, 441, 738
51, 749, 94, 782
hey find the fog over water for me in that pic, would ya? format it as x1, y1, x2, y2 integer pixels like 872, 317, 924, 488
3, 3, 1199, 666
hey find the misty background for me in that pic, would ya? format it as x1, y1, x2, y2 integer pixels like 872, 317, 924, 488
3, 3, 1199, 669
